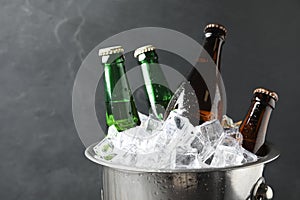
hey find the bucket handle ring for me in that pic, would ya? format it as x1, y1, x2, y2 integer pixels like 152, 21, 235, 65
249, 177, 273, 200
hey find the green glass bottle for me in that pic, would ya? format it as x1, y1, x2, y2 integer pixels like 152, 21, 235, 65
134, 45, 173, 119
99, 46, 140, 131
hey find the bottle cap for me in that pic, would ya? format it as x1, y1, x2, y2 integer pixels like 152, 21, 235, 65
134, 45, 156, 58
98, 46, 124, 56
254, 88, 279, 102
204, 23, 227, 36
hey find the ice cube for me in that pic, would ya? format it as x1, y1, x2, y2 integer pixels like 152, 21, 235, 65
161, 110, 191, 145
116, 126, 160, 154
160, 110, 200, 151
93, 138, 116, 161
140, 114, 163, 132
210, 145, 244, 168
241, 149, 258, 164
197, 119, 224, 143
194, 119, 225, 162
94, 139, 114, 155
190, 135, 205, 153
98, 125, 163, 162
163, 82, 199, 126
221, 115, 234, 128
221, 135, 241, 148
221, 115, 242, 129
138, 112, 149, 124
199, 145, 216, 163
224, 127, 243, 145
109, 150, 137, 166
94, 126, 132, 163
106, 125, 119, 139
135, 151, 172, 169
174, 146, 200, 169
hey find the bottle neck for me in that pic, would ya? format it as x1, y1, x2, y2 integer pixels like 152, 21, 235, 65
102, 54, 131, 102
137, 51, 158, 64
102, 54, 125, 66
239, 95, 275, 153
252, 94, 276, 109
246, 94, 276, 126
202, 33, 225, 71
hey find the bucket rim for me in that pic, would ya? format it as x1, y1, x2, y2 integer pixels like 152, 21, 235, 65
85, 142, 279, 173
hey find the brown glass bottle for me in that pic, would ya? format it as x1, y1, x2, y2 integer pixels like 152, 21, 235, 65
239, 88, 278, 154
187, 23, 227, 123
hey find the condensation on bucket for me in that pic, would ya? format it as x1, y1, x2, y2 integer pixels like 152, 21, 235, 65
86, 143, 279, 200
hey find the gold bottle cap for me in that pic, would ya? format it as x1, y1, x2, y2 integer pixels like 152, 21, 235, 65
254, 88, 279, 102
204, 23, 227, 35
134, 45, 156, 58
98, 46, 124, 56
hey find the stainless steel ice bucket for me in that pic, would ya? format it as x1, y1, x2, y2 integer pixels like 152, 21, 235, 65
85, 143, 279, 200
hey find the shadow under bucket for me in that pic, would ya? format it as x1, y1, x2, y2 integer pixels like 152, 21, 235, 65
85, 143, 279, 200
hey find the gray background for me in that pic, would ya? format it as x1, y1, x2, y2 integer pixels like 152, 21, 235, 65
1, 0, 299, 199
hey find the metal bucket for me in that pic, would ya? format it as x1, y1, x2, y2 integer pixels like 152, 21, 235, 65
85, 143, 279, 200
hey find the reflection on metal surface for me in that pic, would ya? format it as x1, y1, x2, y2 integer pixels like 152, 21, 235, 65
250, 177, 273, 200
85, 144, 279, 200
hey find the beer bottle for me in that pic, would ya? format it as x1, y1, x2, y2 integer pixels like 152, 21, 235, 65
189, 23, 227, 123
134, 45, 173, 119
239, 88, 278, 154
99, 46, 140, 131
164, 23, 227, 124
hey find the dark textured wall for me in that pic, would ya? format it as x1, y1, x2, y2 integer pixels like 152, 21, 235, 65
1, 0, 299, 199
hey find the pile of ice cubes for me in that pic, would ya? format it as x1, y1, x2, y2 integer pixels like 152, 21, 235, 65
93, 110, 257, 170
